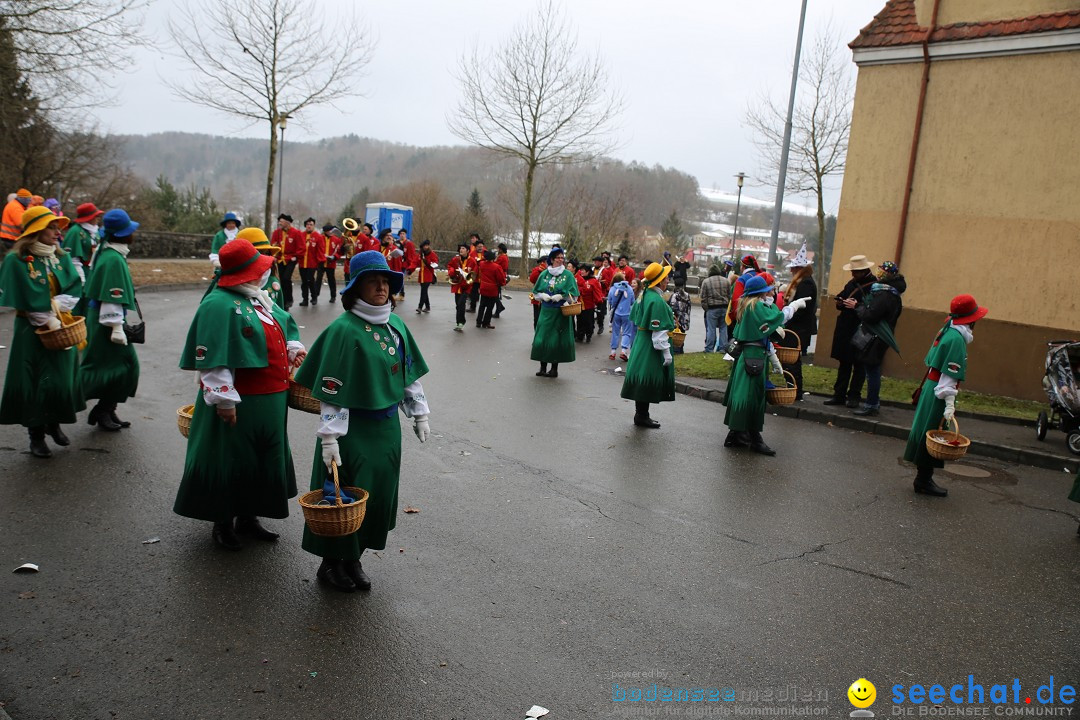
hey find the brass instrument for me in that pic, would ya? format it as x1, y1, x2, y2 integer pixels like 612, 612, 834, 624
342, 217, 360, 234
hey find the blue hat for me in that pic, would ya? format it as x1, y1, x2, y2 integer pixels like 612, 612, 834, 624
743, 274, 773, 297
547, 246, 564, 263
342, 250, 404, 296
102, 208, 139, 238
220, 212, 242, 228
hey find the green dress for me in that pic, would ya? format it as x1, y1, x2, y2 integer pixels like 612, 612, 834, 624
62, 225, 95, 265
723, 301, 785, 432
174, 288, 301, 522
294, 310, 429, 559
621, 287, 676, 403
0, 251, 86, 427
80, 243, 140, 402
904, 326, 968, 469
530, 269, 579, 363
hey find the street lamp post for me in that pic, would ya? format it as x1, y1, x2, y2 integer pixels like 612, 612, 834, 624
730, 172, 746, 262
276, 114, 290, 219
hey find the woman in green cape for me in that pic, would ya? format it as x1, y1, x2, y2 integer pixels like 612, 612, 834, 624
620, 261, 676, 428
294, 250, 432, 593
530, 247, 579, 378
903, 294, 987, 498
174, 236, 307, 550
80, 208, 141, 431
0, 206, 85, 458
723, 274, 808, 456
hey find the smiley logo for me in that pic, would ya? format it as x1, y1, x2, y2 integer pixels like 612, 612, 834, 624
848, 679, 876, 709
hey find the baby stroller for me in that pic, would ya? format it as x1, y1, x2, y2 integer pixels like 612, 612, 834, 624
1036, 340, 1080, 455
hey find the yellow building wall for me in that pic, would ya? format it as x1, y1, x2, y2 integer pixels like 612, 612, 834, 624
915, 0, 1080, 27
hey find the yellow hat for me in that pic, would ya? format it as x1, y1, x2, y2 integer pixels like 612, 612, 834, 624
236, 227, 277, 253
642, 261, 671, 289
18, 206, 69, 240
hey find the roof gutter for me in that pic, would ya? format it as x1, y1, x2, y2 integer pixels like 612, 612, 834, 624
894, 0, 941, 265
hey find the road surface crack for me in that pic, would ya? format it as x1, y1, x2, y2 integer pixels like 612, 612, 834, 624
757, 538, 851, 567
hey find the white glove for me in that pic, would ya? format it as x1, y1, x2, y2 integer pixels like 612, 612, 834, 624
789, 297, 809, 312
413, 415, 429, 443
774, 326, 786, 339
722, 353, 735, 362
44, 316, 63, 332
662, 348, 672, 366
110, 324, 128, 346
769, 352, 783, 375
321, 437, 342, 470
943, 396, 956, 423
534, 292, 552, 302
550, 293, 564, 303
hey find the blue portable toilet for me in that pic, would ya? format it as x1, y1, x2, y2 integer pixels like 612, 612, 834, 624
365, 202, 414, 237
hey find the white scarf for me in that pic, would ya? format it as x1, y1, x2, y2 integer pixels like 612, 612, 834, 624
109, 242, 130, 257
29, 241, 60, 269
224, 227, 239, 241
952, 321, 974, 344
547, 264, 565, 276
350, 298, 391, 325
80, 222, 98, 236
235, 270, 275, 312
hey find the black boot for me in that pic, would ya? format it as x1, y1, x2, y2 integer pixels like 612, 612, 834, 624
46, 423, 70, 446
317, 559, 356, 593
634, 401, 660, 428
749, 431, 776, 456
913, 468, 948, 497
109, 403, 131, 429
724, 430, 750, 448
212, 520, 243, 551
536, 362, 548, 377
88, 402, 121, 431
342, 559, 371, 591
28, 427, 51, 458
235, 516, 279, 541
822, 396, 847, 406
547, 363, 558, 379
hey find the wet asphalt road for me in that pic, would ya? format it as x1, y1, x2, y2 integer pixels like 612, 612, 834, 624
1, 285, 1079, 719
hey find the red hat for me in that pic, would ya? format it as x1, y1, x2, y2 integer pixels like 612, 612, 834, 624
75, 203, 105, 224
217, 238, 275, 287
949, 294, 988, 325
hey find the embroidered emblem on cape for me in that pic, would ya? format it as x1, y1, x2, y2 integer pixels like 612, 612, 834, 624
391, 362, 399, 375
242, 326, 255, 338
321, 377, 343, 395
651, 319, 661, 329
109, 288, 124, 299
195, 345, 207, 361
947, 361, 961, 374
373, 332, 380, 341
272, 282, 281, 291
388, 346, 396, 356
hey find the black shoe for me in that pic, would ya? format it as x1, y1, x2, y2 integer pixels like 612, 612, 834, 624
547, 369, 558, 378
492, 313, 501, 319
845, 398, 861, 409
46, 424, 70, 446
330, 297, 336, 304
422, 308, 430, 313
724, 430, 750, 448
416, 308, 423, 314
109, 410, 131, 429
284, 303, 293, 311
633, 415, 660, 429
342, 559, 371, 591
235, 516, 279, 541
299, 301, 309, 307
536, 370, 548, 377
822, 396, 847, 406
749, 432, 776, 456
88, 403, 121, 431
317, 559, 356, 593
853, 406, 880, 417
212, 521, 243, 551
28, 428, 51, 458
914, 473, 948, 497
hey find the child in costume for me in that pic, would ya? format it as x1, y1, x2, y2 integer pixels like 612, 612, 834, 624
620, 262, 677, 428
0, 207, 85, 458
294, 251, 432, 593
80, 209, 141, 431
174, 238, 307, 549
530, 247, 579, 378
607, 272, 634, 361
903, 294, 988, 498
722, 274, 808, 456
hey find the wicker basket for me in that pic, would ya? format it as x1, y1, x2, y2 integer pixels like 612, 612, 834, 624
298, 462, 369, 537
177, 404, 194, 439
925, 417, 970, 461
774, 335, 801, 365
287, 376, 321, 414
766, 370, 798, 406
669, 330, 686, 348
36, 311, 87, 351
561, 301, 583, 316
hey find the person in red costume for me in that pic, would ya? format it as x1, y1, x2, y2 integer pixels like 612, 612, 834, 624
529, 256, 548, 329
415, 240, 439, 314
447, 243, 477, 331
476, 250, 507, 329
297, 218, 326, 306
270, 213, 304, 310
398, 229, 419, 276
726, 254, 762, 327
318, 224, 345, 303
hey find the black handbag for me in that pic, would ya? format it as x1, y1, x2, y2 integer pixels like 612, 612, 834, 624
742, 356, 765, 376
123, 296, 145, 344
850, 324, 876, 354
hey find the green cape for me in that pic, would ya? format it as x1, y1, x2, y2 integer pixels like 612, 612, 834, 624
63, 225, 95, 263
733, 300, 785, 342
84, 245, 135, 308
179, 287, 299, 371
0, 252, 82, 313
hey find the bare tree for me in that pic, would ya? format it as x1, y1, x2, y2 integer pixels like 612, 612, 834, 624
745, 26, 852, 291
167, 0, 375, 230
448, 0, 623, 274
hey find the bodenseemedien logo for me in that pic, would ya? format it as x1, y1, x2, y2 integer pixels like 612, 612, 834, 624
849, 678, 877, 717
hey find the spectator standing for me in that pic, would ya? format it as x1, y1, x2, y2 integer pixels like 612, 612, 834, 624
852, 261, 906, 416
825, 255, 876, 407
699, 263, 731, 353
668, 280, 691, 354
779, 245, 818, 400
1, 189, 33, 249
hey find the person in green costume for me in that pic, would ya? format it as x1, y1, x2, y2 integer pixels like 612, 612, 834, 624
620, 261, 676, 428
208, 212, 242, 269
238, 227, 286, 308
0, 207, 85, 458
530, 246, 580, 378
903, 294, 988, 498
294, 250, 432, 593
80, 208, 141, 431
722, 274, 809, 456
175, 237, 307, 550
62, 202, 104, 281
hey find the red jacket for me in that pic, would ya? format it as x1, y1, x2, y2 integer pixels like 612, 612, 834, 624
402, 240, 420, 274
495, 253, 509, 274
447, 254, 477, 294
323, 234, 344, 269
417, 250, 439, 283
383, 244, 404, 273
355, 233, 379, 253
298, 232, 326, 269
617, 264, 636, 284
478, 260, 506, 297
529, 261, 547, 305
271, 227, 304, 263
577, 275, 604, 310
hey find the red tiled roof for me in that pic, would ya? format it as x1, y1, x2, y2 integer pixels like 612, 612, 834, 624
850, 0, 1080, 49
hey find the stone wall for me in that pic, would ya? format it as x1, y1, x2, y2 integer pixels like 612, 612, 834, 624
129, 231, 212, 259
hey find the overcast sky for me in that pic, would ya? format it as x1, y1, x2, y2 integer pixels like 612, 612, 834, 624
96, 0, 885, 212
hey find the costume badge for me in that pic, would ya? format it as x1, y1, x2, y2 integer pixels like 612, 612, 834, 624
947, 361, 961, 374
109, 288, 124, 299
651, 319, 661, 329
195, 345, 207, 361
373, 332, 380, 341
242, 326, 255, 338
364, 325, 372, 332
272, 282, 281, 291
391, 363, 399, 375
321, 377, 343, 395
388, 346, 396, 356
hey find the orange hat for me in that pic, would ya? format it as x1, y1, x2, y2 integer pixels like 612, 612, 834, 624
16, 188, 31, 199
30, 195, 44, 206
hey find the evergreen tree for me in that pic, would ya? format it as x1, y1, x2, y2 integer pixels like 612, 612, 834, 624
661, 210, 686, 252
616, 233, 633, 261
467, 187, 484, 216
0, 18, 51, 191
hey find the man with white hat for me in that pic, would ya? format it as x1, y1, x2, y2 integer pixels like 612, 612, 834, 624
824, 255, 876, 407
